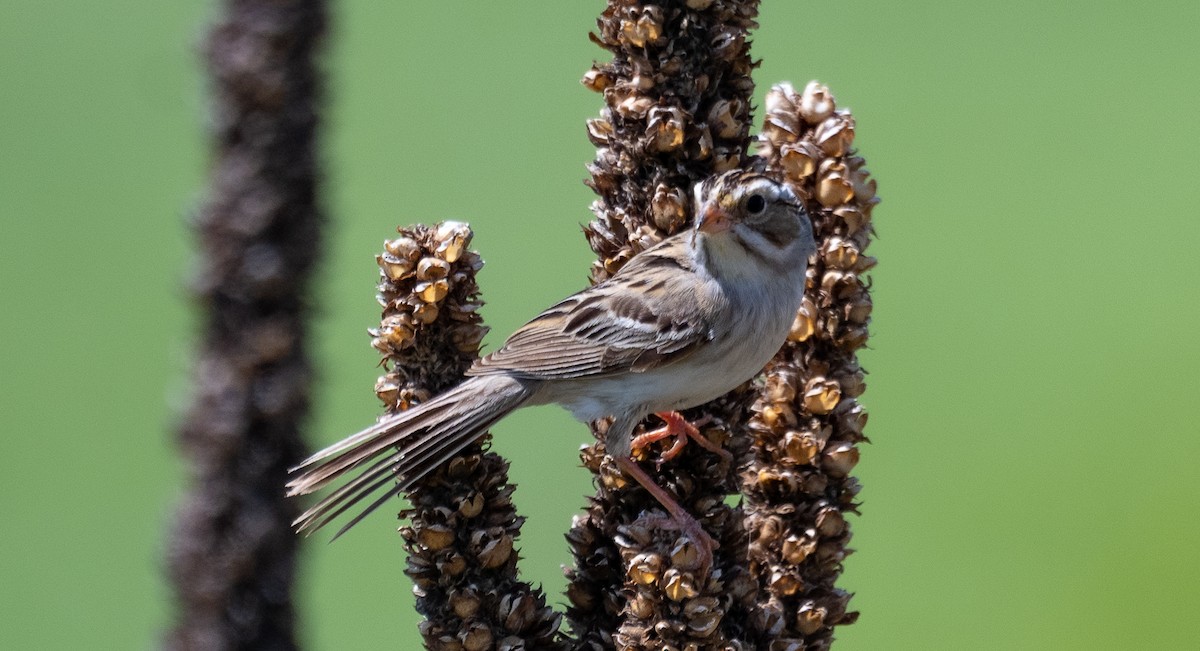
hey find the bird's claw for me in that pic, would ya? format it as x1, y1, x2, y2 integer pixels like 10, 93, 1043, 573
631, 411, 731, 469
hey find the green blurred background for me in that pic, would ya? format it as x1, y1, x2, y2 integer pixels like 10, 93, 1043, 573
2, 1, 1198, 648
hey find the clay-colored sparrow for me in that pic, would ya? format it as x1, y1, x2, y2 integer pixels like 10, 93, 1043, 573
288, 169, 815, 561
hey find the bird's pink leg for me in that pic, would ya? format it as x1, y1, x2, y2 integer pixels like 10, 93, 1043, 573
613, 455, 716, 574
631, 411, 732, 467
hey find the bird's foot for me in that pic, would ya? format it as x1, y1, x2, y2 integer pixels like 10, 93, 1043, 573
614, 455, 717, 575
631, 411, 731, 469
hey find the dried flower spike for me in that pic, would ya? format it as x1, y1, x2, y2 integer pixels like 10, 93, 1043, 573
375, 222, 563, 650
745, 80, 880, 647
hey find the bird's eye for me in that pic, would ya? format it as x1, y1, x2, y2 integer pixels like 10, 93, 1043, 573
745, 193, 767, 215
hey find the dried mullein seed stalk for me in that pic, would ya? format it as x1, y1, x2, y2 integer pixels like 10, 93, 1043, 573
744, 80, 879, 648
566, 2, 764, 648
377, 223, 564, 650
164, 1, 324, 648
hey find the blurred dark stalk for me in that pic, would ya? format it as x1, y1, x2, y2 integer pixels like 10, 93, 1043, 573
164, 1, 325, 649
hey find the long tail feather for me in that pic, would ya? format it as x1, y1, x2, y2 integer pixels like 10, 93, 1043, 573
288, 374, 534, 537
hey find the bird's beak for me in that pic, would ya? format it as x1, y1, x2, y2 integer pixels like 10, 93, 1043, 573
695, 203, 731, 234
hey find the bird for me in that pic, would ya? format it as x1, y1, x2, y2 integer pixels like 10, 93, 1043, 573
287, 168, 815, 567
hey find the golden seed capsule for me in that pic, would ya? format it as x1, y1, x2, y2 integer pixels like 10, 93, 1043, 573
779, 141, 818, 181
450, 588, 481, 619
457, 492, 484, 518
417, 524, 455, 551
765, 82, 797, 115
434, 221, 470, 263
460, 622, 493, 651
416, 256, 450, 281
817, 173, 855, 208
617, 94, 654, 119
670, 537, 703, 572
378, 253, 414, 282
816, 506, 846, 537
628, 593, 655, 619
628, 552, 663, 585
802, 377, 842, 414
581, 68, 612, 92
661, 568, 699, 601
586, 118, 613, 145
765, 372, 797, 403
814, 112, 855, 157
374, 376, 400, 406
834, 206, 868, 234
651, 184, 687, 232
783, 430, 820, 465
708, 98, 741, 139
478, 534, 513, 569
822, 236, 860, 270
415, 279, 450, 303
412, 301, 439, 324
781, 534, 816, 564
823, 441, 860, 476
769, 568, 802, 596
788, 299, 817, 342
647, 106, 685, 152
796, 602, 828, 635
799, 80, 836, 125
384, 235, 420, 260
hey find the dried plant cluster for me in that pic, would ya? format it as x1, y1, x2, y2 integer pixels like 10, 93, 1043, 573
372, 223, 564, 651
741, 81, 878, 649
566, 1, 766, 650
165, 1, 324, 649
581, 0, 761, 284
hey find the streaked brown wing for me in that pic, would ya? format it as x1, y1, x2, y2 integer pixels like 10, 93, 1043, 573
467, 242, 715, 380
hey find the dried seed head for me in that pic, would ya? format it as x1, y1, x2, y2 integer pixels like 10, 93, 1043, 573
412, 301, 439, 324
384, 235, 421, 260
478, 533, 514, 569
417, 524, 455, 551
751, 78, 878, 645
417, 256, 451, 281
433, 221, 471, 263
796, 602, 828, 635
781, 534, 816, 564
822, 236, 860, 270
378, 252, 415, 282
628, 552, 664, 585
461, 622, 493, 651
822, 442, 860, 477
815, 506, 846, 537
778, 141, 820, 181
415, 279, 450, 303
769, 568, 803, 596
670, 537, 703, 572
816, 168, 856, 208
661, 568, 699, 601
798, 81, 836, 125
783, 430, 821, 466
651, 184, 688, 232
374, 376, 400, 406
788, 298, 818, 342
647, 106, 686, 153
450, 588, 482, 619
708, 98, 741, 139
586, 118, 614, 146
802, 378, 842, 414
582, 67, 612, 93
